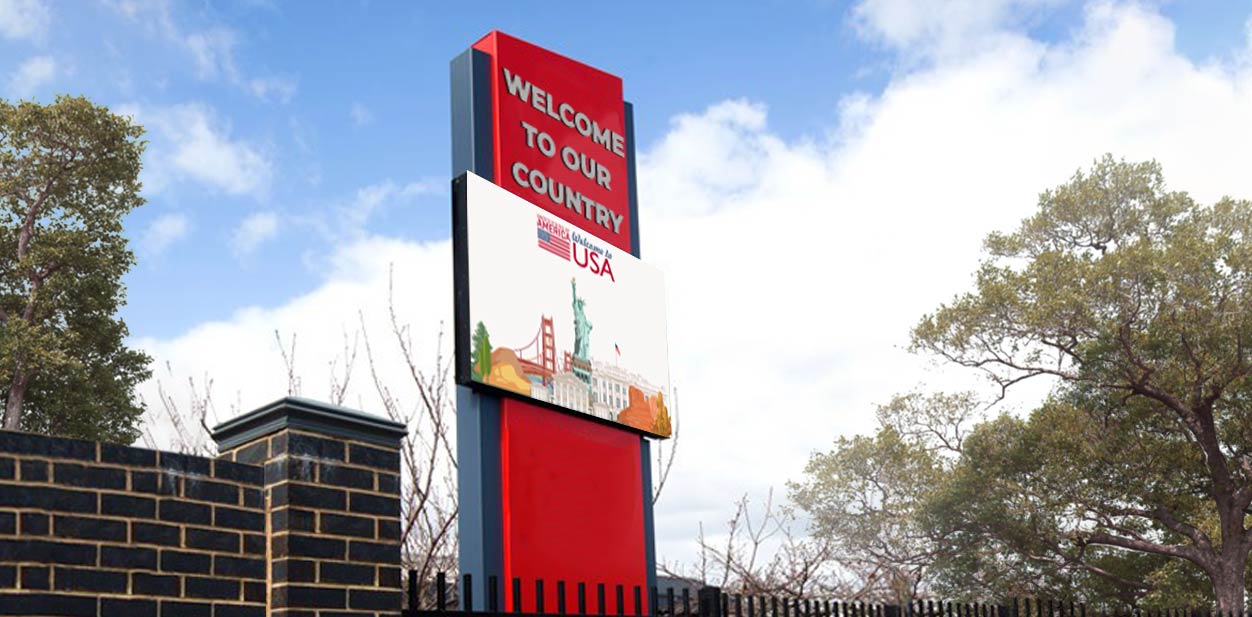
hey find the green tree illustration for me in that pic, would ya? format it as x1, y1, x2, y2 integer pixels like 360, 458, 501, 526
470, 321, 492, 380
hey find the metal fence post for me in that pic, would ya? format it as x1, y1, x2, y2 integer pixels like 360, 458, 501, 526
700, 587, 725, 617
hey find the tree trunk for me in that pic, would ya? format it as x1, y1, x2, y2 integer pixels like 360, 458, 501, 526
1211, 546, 1248, 612
3, 371, 28, 431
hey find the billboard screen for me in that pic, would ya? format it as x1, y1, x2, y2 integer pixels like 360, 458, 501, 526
454, 172, 671, 438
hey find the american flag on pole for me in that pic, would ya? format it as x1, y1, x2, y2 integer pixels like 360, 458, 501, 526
537, 219, 570, 260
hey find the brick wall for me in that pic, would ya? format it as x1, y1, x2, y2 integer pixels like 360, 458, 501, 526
218, 430, 404, 615
213, 397, 407, 617
0, 396, 407, 617
0, 431, 267, 617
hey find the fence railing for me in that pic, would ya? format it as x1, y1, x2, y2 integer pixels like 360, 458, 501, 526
896, 600, 1234, 617
404, 572, 679, 616
402, 572, 1236, 617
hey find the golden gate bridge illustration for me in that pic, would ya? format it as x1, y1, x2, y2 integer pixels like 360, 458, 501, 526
512, 316, 556, 385
509, 315, 589, 387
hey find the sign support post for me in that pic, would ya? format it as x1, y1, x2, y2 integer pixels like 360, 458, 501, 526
624, 99, 659, 601
451, 46, 503, 609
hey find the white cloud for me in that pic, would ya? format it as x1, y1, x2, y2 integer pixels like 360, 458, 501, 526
128, 103, 273, 198
104, 0, 176, 36
137, 1, 1252, 565
641, 0, 1252, 562
336, 179, 439, 236
106, 2, 296, 103
181, 25, 296, 102
248, 76, 298, 104
142, 212, 190, 256
185, 27, 236, 80
0, 0, 49, 42
853, 0, 1061, 59
231, 211, 280, 258
190, 32, 296, 102
136, 236, 452, 453
7, 55, 54, 98
350, 102, 374, 127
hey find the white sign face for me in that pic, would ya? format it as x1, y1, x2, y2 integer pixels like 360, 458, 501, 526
455, 172, 672, 438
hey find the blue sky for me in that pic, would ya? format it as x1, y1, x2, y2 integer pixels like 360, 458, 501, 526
8, 0, 1252, 566
0, 0, 1244, 339
7, 0, 869, 338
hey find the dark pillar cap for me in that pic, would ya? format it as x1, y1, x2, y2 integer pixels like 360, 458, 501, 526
211, 396, 407, 451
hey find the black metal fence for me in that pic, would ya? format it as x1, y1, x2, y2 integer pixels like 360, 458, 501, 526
402, 572, 1234, 617
404, 572, 671, 616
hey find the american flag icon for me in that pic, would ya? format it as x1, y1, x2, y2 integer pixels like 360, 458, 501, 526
537, 225, 570, 260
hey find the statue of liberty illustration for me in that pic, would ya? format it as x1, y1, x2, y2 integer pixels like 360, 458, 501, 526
571, 278, 593, 384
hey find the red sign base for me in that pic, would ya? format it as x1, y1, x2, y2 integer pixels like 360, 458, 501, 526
501, 399, 648, 611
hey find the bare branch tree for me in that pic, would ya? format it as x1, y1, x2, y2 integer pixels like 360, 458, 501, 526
360, 267, 458, 607
147, 265, 458, 608
653, 386, 680, 505
275, 329, 300, 396
328, 328, 360, 407
665, 491, 862, 599
139, 361, 223, 457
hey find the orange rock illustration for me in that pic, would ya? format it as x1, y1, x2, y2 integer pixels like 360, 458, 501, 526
617, 386, 657, 432
652, 393, 672, 437
486, 348, 531, 396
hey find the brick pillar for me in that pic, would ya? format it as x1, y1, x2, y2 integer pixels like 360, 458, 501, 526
212, 397, 407, 617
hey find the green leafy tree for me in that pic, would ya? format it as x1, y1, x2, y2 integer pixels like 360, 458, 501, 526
790, 392, 977, 604
912, 155, 1252, 610
0, 96, 151, 443
922, 409, 1177, 607
471, 321, 491, 380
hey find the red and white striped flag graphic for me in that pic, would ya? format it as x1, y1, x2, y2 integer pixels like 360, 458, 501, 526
537, 218, 570, 260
